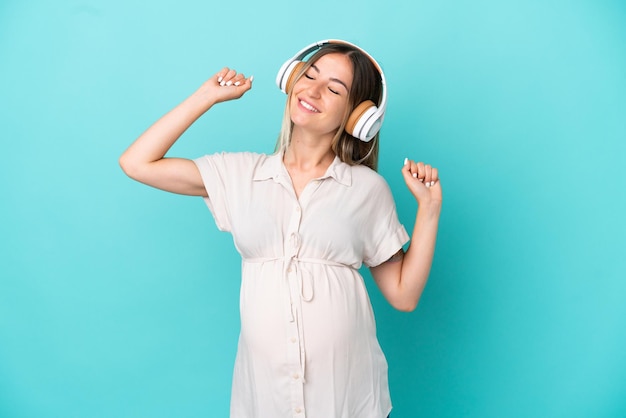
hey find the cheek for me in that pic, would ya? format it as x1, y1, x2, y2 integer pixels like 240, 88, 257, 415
333, 100, 350, 124
288, 95, 300, 117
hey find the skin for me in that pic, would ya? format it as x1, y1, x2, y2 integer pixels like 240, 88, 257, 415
371, 158, 442, 312
119, 52, 442, 312
284, 54, 355, 198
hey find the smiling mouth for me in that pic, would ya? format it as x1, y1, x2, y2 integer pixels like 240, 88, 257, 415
299, 99, 320, 113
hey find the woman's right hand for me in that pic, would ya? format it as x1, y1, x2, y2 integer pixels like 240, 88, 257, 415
196, 67, 254, 105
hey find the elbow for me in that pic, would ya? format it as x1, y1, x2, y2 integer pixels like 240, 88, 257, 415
118, 153, 139, 180
393, 298, 419, 313
118, 153, 130, 175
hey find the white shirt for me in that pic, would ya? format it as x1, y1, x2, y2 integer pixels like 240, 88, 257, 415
194, 152, 409, 418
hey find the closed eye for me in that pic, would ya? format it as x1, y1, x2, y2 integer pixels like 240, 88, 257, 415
304, 69, 343, 95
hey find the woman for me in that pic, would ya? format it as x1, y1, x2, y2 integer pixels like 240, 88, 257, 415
120, 40, 442, 418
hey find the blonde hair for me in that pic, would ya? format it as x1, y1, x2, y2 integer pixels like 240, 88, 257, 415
274, 43, 383, 171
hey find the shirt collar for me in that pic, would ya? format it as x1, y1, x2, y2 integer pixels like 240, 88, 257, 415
253, 152, 352, 187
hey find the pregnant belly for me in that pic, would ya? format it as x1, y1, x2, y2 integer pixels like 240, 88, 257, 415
238, 263, 377, 365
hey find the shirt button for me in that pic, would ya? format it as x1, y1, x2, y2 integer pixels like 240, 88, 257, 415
292, 373, 299, 380
295, 206, 300, 212
295, 407, 302, 413
290, 337, 297, 343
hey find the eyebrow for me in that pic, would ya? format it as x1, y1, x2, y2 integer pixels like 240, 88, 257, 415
310, 64, 350, 92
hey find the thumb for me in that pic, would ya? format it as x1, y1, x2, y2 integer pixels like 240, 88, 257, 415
235, 75, 254, 98
400, 158, 417, 184
240, 75, 254, 91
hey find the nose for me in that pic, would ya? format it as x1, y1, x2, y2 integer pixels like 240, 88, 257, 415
305, 80, 322, 98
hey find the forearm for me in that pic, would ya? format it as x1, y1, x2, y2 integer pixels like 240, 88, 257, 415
120, 89, 215, 170
118, 69, 252, 195
370, 160, 442, 311
399, 200, 442, 309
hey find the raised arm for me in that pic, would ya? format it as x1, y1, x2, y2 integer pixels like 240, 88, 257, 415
370, 159, 442, 312
119, 68, 253, 195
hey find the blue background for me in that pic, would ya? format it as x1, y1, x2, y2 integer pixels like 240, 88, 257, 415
1, 0, 625, 417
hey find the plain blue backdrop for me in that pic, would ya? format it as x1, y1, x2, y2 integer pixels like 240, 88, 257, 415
1, 0, 625, 417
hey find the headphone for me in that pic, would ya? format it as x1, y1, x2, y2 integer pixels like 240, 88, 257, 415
276, 39, 387, 142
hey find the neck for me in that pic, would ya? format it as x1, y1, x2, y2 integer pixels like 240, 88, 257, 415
284, 128, 336, 171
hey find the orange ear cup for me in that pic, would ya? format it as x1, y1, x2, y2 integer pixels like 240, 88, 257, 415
345, 100, 376, 136
285, 62, 307, 94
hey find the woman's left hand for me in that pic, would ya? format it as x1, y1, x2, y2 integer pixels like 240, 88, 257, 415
401, 158, 442, 204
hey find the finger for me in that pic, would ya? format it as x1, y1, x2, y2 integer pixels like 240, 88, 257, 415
220, 69, 237, 86
232, 73, 245, 86
238, 75, 254, 90
402, 158, 417, 178
425, 166, 439, 187
431, 167, 439, 185
424, 164, 432, 187
216, 67, 231, 84
404, 158, 426, 182
401, 159, 418, 184
416, 162, 425, 182
409, 160, 421, 181
231, 76, 254, 98
403, 158, 413, 176
406, 159, 415, 177
403, 158, 417, 179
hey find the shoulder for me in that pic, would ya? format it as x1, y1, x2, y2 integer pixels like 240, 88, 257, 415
350, 164, 391, 193
194, 151, 268, 165
194, 151, 274, 172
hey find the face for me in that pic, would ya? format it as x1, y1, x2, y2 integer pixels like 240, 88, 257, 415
289, 53, 354, 138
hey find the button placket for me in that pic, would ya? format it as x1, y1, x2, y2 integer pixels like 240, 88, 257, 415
285, 200, 306, 417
